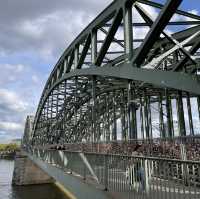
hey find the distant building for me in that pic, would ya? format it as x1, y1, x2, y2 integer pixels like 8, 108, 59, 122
22, 115, 34, 146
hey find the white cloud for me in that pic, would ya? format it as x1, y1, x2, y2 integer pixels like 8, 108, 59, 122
189, 9, 199, 16
171, 9, 199, 28
0, 0, 112, 60
0, 1, 113, 143
32, 75, 40, 84
0, 88, 29, 113
19, 20, 44, 39
136, 3, 158, 21
0, 0, 199, 143
2, 63, 25, 72
0, 63, 28, 85
0, 121, 23, 132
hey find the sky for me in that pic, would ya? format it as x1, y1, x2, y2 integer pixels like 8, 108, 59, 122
0, 0, 200, 143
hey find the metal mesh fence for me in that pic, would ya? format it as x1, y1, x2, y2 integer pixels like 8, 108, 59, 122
29, 148, 200, 199
46, 136, 200, 161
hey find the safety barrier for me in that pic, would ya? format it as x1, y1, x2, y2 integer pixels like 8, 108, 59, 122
28, 148, 200, 199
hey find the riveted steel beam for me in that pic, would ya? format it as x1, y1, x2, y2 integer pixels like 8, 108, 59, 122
31, 0, 200, 145
123, 1, 134, 61
95, 10, 123, 66
77, 34, 91, 69
138, 0, 200, 21
133, 0, 183, 67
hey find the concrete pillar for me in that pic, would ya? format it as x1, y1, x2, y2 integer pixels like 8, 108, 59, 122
12, 151, 54, 185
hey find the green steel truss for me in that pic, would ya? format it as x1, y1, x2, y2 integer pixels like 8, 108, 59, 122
32, 0, 200, 145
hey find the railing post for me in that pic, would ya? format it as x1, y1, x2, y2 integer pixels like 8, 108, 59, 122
144, 159, 150, 194
70, 152, 73, 174
104, 154, 109, 191
83, 162, 86, 181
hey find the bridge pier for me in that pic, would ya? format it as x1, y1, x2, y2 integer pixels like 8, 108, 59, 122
12, 151, 54, 186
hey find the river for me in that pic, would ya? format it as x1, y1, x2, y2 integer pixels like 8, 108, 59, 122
0, 159, 68, 199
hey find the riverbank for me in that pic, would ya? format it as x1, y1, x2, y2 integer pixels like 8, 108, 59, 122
0, 143, 20, 160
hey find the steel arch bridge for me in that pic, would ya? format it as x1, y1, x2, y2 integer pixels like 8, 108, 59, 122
30, 0, 200, 146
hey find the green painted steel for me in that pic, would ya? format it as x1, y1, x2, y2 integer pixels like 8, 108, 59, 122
30, 0, 200, 145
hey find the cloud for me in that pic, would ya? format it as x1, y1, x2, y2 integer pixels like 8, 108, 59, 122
31, 75, 40, 84
0, 0, 113, 142
0, 88, 32, 141
0, 0, 161, 60
0, 1, 163, 142
0, 0, 199, 143
0, 0, 112, 60
0, 89, 29, 113
0, 121, 23, 132
0, 63, 27, 85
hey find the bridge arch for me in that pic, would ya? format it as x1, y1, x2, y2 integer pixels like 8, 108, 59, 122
32, 0, 200, 145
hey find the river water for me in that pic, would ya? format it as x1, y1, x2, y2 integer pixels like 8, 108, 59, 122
0, 159, 68, 199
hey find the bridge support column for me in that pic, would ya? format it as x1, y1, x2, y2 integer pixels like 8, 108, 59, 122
91, 76, 97, 142
12, 151, 54, 185
112, 92, 117, 140
177, 91, 186, 136
127, 82, 137, 139
74, 77, 78, 142
147, 96, 153, 138
106, 94, 110, 141
91, 30, 97, 142
165, 90, 174, 138
197, 96, 200, 124
159, 93, 165, 138
144, 91, 150, 138
140, 97, 145, 139
121, 89, 127, 140
186, 92, 194, 136
123, 1, 133, 61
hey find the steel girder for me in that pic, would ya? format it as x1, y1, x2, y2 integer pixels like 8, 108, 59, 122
31, 0, 200, 145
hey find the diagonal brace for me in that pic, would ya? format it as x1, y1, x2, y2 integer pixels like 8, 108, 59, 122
132, 0, 182, 67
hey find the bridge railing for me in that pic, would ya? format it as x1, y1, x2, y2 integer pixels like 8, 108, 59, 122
48, 136, 200, 161
28, 148, 200, 199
